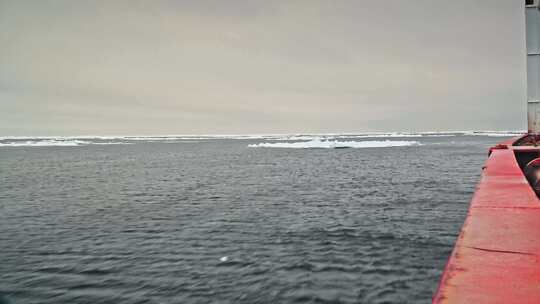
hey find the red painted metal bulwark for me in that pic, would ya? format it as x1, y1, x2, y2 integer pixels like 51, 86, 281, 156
433, 137, 540, 304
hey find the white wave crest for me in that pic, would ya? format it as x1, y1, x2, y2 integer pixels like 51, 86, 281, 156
248, 138, 420, 149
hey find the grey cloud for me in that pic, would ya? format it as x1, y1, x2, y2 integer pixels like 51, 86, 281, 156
0, 0, 527, 135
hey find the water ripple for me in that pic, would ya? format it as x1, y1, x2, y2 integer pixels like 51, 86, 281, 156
0, 137, 492, 303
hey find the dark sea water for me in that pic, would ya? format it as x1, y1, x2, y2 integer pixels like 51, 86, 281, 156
0, 134, 515, 303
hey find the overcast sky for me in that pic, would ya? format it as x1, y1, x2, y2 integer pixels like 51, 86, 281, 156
0, 0, 527, 135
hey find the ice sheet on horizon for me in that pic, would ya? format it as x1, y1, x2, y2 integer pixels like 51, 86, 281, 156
248, 138, 420, 149
0, 130, 526, 143
0, 140, 127, 147
0, 140, 90, 147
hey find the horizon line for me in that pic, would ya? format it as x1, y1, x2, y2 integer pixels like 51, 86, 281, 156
0, 129, 527, 138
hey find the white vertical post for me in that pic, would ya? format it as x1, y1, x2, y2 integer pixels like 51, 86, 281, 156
526, 0, 540, 133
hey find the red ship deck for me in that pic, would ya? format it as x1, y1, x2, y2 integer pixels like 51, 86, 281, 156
433, 137, 540, 303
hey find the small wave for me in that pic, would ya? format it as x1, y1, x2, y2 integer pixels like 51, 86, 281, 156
248, 138, 420, 149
